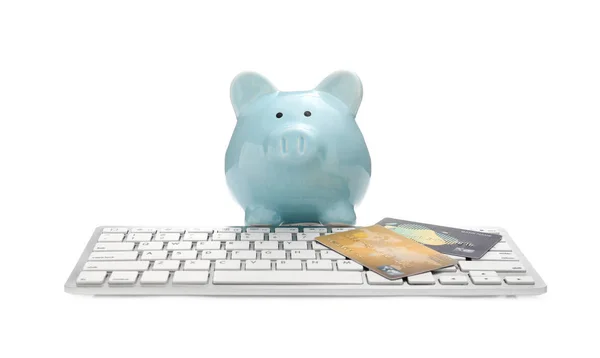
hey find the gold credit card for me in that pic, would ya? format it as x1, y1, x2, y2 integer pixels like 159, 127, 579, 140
316, 225, 457, 280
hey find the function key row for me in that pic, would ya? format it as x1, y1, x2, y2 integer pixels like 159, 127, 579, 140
102, 227, 355, 235
98, 232, 327, 243
102, 228, 222, 234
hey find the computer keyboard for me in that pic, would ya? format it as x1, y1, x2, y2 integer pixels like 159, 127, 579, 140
64, 226, 547, 296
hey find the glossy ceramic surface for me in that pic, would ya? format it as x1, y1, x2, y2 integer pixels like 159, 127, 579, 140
225, 71, 371, 225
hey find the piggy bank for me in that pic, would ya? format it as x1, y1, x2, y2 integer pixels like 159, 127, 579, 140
225, 71, 371, 226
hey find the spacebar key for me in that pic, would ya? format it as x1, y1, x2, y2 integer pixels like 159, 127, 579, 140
213, 271, 363, 285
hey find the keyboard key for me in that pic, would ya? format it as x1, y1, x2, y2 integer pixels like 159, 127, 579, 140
152, 260, 180, 271
332, 227, 354, 232
297, 233, 321, 241
306, 260, 332, 271
255, 241, 279, 250
468, 270, 498, 277
166, 242, 192, 250
439, 276, 469, 285
261, 250, 286, 260
504, 276, 535, 285
137, 242, 163, 251
320, 250, 345, 260
201, 250, 227, 260
154, 233, 181, 242
336, 260, 363, 271
225, 241, 250, 250
291, 250, 316, 260
489, 242, 511, 251
276, 260, 302, 270
102, 228, 128, 233
477, 251, 518, 261
433, 266, 457, 273
447, 255, 466, 261
213, 271, 363, 285
269, 233, 292, 241
196, 241, 222, 250
312, 242, 327, 250
172, 271, 208, 284
141, 250, 168, 260
186, 228, 213, 233
140, 271, 169, 285
245, 260, 272, 270
94, 243, 134, 251
407, 272, 435, 285
84, 261, 149, 271
171, 250, 197, 260
232, 250, 257, 260
98, 233, 125, 242
246, 227, 271, 233
108, 271, 138, 285
217, 227, 243, 233
131, 228, 157, 233
159, 228, 186, 233
366, 272, 404, 285
183, 232, 209, 241
283, 241, 307, 250
213, 232, 236, 241
184, 260, 211, 270
471, 276, 502, 285
459, 261, 526, 273
88, 251, 138, 261
76, 271, 107, 286
483, 228, 502, 234
126, 233, 153, 242
241, 233, 265, 241
274, 227, 298, 233
303, 227, 328, 233
215, 260, 241, 270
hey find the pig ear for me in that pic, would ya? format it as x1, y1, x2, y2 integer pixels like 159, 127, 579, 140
230, 72, 278, 116
315, 71, 363, 116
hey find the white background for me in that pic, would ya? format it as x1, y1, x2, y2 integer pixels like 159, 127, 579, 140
1, 1, 598, 357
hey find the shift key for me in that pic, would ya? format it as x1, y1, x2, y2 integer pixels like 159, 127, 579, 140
83, 261, 149, 271
459, 261, 526, 273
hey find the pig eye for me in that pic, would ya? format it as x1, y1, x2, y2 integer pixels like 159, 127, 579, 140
276, 112, 283, 118
304, 111, 312, 117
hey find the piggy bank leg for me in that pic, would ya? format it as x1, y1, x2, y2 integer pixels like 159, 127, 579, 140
318, 201, 356, 225
245, 205, 283, 226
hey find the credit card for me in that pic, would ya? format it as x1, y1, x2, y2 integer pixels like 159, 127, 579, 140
316, 225, 456, 280
377, 218, 502, 259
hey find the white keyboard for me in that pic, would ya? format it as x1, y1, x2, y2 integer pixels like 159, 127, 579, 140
64, 226, 547, 296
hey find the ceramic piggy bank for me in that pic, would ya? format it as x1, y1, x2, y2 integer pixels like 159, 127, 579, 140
225, 71, 371, 226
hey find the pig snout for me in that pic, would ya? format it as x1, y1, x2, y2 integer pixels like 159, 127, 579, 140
266, 126, 318, 163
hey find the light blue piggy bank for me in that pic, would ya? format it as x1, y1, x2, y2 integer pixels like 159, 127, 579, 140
225, 71, 371, 226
